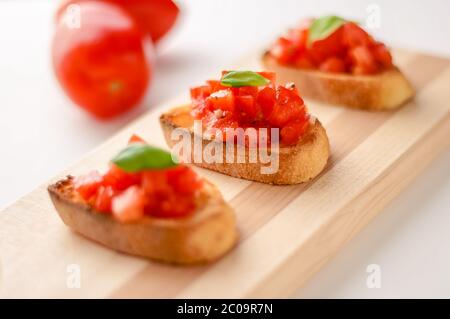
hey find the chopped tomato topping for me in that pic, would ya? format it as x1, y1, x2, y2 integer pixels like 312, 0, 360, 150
342, 22, 374, 48
372, 43, 393, 69
112, 185, 146, 223
319, 56, 346, 73
281, 118, 309, 145
103, 164, 140, 191
207, 89, 235, 112
74, 140, 203, 221
269, 19, 393, 75
74, 170, 103, 201
94, 185, 115, 213
349, 45, 378, 75
190, 72, 310, 146
256, 86, 276, 118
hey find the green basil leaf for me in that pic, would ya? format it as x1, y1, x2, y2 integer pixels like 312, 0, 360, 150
112, 143, 177, 172
220, 71, 270, 87
308, 15, 346, 46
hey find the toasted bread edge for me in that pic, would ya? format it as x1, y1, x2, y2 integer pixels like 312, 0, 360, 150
262, 53, 415, 110
48, 177, 238, 265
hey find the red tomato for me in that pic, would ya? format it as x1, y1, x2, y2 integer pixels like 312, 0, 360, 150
112, 185, 146, 222
103, 164, 140, 191
94, 185, 115, 212
189, 72, 310, 146
295, 54, 315, 69
257, 71, 276, 84
207, 90, 235, 112
280, 118, 309, 145
256, 86, 276, 118
349, 45, 379, 74
342, 22, 374, 48
141, 170, 171, 196
74, 170, 103, 201
190, 85, 212, 100
309, 26, 344, 64
268, 87, 305, 127
166, 165, 202, 195
52, 1, 151, 119
269, 37, 297, 65
372, 43, 393, 69
288, 28, 309, 49
56, 0, 179, 43
236, 95, 258, 120
319, 57, 346, 73
150, 194, 195, 218
239, 86, 259, 98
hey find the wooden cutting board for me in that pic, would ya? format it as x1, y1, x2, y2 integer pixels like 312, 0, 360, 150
1, 49, 450, 298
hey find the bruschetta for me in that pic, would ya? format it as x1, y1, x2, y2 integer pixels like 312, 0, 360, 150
48, 135, 237, 264
262, 16, 415, 110
160, 71, 330, 185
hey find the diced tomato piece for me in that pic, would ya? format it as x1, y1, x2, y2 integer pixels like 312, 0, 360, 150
309, 26, 344, 64
256, 86, 276, 118
268, 86, 305, 127
191, 99, 212, 119
206, 80, 226, 92
236, 95, 258, 120
257, 71, 276, 84
342, 22, 374, 48
103, 164, 140, 191
112, 186, 146, 223
151, 194, 195, 218
295, 55, 315, 69
94, 185, 115, 213
207, 89, 235, 112
166, 165, 202, 195
280, 118, 309, 145
268, 102, 304, 127
128, 134, 146, 144
239, 86, 259, 97
141, 170, 170, 196
74, 170, 103, 201
190, 85, 212, 100
349, 45, 379, 75
288, 28, 308, 49
277, 85, 304, 105
319, 56, 346, 73
372, 43, 393, 69
270, 37, 297, 65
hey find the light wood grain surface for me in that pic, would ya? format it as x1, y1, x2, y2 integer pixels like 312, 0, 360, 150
1, 49, 449, 298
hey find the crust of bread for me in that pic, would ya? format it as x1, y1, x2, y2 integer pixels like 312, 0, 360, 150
262, 52, 415, 111
48, 176, 237, 265
159, 106, 330, 185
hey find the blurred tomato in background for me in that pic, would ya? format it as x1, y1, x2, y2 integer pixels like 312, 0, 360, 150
52, 0, 179, 119
56, 0, 179, 44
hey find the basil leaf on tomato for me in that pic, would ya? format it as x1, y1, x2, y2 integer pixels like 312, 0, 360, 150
220, 71, 270, 87
112, 144, 177, 172
308, 15, 346, 46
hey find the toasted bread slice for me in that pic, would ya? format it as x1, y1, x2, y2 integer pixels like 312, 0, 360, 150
160, 105, 330, 185
262, 53, 415, 110
48, 176, 237, 264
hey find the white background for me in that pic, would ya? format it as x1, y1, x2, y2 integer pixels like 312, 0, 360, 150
1, 0, 450, 298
